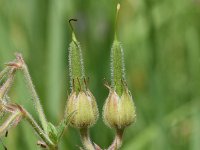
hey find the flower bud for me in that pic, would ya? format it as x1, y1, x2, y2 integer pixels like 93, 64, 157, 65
66, 90, 99, 128
103, 89, 136, 129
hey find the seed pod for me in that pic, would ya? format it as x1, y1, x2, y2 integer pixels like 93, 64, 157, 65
111, 40, 125, 96
103, 3, 136, 130
66, 19, 99, 129
68, 19, 85, 92
103, 88, 136, 129
66, 90, 99, 128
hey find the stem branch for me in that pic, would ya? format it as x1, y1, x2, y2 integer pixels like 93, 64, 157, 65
23, 108, 55, 148
22, 63, 48, 133
0, 67, 10, 80
0, 110, 21, 135
0, 68, 16, 99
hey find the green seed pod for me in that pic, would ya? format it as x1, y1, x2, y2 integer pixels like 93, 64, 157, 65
69, 34, 85, 92
103, 3, 136, 129
103, 88, 136, 129
111, 40, 125, 96
66, 19, 99, 129
66, 90, 99, 128
68, 19, 85, 92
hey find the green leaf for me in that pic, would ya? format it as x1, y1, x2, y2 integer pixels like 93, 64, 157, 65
47, 122, 58, 144
56, 111, 75, 141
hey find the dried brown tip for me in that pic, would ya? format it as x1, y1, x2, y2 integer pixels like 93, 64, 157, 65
5, 53, 24, 69
37, 140, 48, 149
77, 77, 82, 91
83, 77, 89, 89
69, 19, 78, 33
121, 78, 128, 91
5, 131, 8, 137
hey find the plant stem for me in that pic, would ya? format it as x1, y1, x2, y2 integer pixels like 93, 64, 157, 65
108, 129, 124, 150
0, 67, 10, 80
0, 68, 16, 99
80, 128, 95, 150
23, 107, 55, 148
114, 3, 120, 40
0, 110, 21, 135
22, 63, 48, 133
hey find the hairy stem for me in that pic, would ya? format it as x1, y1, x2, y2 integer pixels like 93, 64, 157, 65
22, 64, 48, 133
80, 128, 95, 150
23, 108, 55, 148
0, 110, 21, 135
108, 129, 124, 150
0, 68, 16, 99
0, 67, 10, 81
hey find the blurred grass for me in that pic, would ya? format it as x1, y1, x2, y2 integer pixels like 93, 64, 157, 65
0, 0, 200, 150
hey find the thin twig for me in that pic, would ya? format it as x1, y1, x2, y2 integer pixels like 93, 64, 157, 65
23, 108, 55, 148
17, 54, 48, 133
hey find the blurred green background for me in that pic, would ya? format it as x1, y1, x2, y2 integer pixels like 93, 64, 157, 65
0, 0, 200, 149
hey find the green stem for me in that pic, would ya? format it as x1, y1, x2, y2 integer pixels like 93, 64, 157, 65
0, 110, 21, 135
23, 108, 55, 148
114, 3, 120, 40
22, 64, 48, 133
111, 3, 125, 96
108, 129, 124, 150
80, 128, 95, 150
0, 67, 10, 80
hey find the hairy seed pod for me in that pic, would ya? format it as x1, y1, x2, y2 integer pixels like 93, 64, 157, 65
67, 19, 99, 129
68, 19, 85, 92
111, 40, 125, 96
69, 36, 85, 92
103, 88, 136, 129
66, 90, 99, 128
103, 3, 136, 130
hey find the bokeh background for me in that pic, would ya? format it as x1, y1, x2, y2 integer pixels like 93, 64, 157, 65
0, 0, 200, 149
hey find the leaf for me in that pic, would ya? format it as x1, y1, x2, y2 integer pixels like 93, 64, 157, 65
47, 122, 58, 144
46, 111, 75, 145
56, 111, 76, 141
